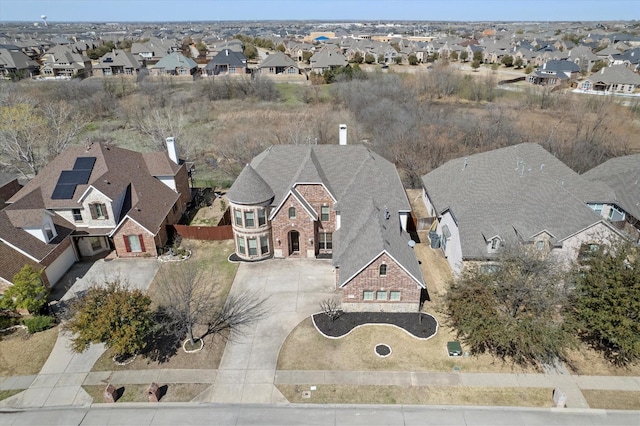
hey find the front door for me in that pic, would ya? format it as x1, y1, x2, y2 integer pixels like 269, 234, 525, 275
288, 230, 300, 255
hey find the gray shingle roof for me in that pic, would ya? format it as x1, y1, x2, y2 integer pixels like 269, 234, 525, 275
586, 64, 640, 85
583, 154, 640, 221
152, 52, 197, 71
259, 51, 298, 69
226, 164, 275, 205
422, 143, 615, 261
242, 144, 423, 288
205, 49, 247, 70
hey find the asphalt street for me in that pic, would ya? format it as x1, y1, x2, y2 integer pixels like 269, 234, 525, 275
2, 403, 639, 426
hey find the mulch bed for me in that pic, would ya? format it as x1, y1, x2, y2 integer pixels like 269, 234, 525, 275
312, 311, 438, 339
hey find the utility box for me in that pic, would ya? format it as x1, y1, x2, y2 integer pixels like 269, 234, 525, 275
552, 388, 567, 408
447, 341, 462, 357
147, 382, 160, 402
103, 384, 117, 403
429, 231, 440, 249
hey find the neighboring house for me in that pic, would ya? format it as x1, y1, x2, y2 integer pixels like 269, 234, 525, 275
40, 45, 91, 78
93, 49, 142, 76
582, 154, 640, 244
565, 45, 599, 74
0, 47, 39, 78
579, 64, 640, 93
258, 51, 299, 75
309, 48, 348, 74
421, 143, 624, 275
0, 173, 20, 210
225, 139, 426, 312
528, 60, 580, 86
150, 52, 197, 76
0, 139, 191, 289
202, 49, 247, 76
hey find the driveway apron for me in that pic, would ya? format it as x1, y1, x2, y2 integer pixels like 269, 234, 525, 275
195, 258, 336, 404
0, 258, 159, 409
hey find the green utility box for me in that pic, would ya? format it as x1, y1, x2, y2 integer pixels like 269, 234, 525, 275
447, 341, 462, 357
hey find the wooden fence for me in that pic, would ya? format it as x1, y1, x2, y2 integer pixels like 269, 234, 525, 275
170, 224, 233, 241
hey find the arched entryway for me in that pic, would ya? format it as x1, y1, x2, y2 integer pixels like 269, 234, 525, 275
288, 230, 300, 255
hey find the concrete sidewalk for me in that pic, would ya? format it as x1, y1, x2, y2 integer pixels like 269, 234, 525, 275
0, 258, 159, 410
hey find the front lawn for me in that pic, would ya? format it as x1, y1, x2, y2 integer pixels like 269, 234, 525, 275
92, 239, 238, 372
277, 384, 552, 407
0, 326, 58, 376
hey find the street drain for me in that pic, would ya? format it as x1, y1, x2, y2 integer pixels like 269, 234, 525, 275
375, 343, 392, 358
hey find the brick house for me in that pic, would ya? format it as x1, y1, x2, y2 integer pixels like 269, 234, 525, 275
225, 138, 426, 312
0, 139, 190, 289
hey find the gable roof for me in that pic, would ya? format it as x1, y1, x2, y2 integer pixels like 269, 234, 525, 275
239, 144, 423, 288
8, 143, 181, 237
205, 49, 247, 70
93, 49, 141, 70
422, 143, 616, 260
259, 51, 298, 69
585, 64, 640, 85
152, 52, 197, 71
582, 154, 640, 221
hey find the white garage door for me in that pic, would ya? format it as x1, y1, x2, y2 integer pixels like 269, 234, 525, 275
45, 245, 77, 287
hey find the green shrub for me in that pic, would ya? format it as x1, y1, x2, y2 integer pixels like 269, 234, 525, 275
0, 310, 20, 330
23, 315, 54, 334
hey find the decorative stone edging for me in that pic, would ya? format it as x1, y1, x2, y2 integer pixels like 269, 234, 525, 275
158, 249, 192, 263
183, 338, 204, 353
112, 354, 137, 366
311, 311, 439, 341
0, 324, 27, 333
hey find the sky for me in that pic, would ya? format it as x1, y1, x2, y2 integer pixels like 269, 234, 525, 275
0, 0, 638, 23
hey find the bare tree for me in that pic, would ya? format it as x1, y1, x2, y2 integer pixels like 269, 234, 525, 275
156, 260, 269, 346
41, 100, 87, 157
320, 298, 342, 322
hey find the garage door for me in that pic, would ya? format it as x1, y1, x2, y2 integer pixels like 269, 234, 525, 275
45, 245, 77, 287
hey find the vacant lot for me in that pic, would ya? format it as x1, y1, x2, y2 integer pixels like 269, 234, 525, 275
0, 326, 58, 376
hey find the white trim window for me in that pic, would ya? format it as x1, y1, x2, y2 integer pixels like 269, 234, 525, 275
363, 291, 374, 301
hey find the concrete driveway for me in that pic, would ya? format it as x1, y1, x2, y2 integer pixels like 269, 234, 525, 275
0, 258, 160, 409
194, 258, 336, 404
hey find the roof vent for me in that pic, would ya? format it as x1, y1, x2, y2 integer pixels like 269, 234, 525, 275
384, 206, 390, 220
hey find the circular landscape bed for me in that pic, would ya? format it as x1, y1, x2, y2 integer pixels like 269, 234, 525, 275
312, 312, 438, 339
375, 343, 392, 358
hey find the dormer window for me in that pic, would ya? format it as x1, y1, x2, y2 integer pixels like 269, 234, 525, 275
488, 237, 502, 253
44, 224, 55, 242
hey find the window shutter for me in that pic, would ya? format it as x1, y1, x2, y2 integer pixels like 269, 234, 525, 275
90, 204, 97, 219
102, 204, 109, 219
138, 234, 146, 252
123, 235, 131, 252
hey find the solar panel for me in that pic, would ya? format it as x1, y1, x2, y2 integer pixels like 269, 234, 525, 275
57, 170, 79, 184
73, 157, 96, 171
51, 183, 76, 200
57, 170, 91, 185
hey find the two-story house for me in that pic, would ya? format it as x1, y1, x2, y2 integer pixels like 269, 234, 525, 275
225, 132, 426, 312
0, 140, 190, 289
